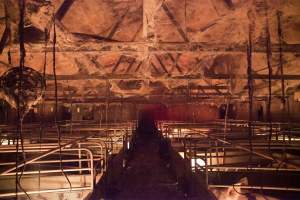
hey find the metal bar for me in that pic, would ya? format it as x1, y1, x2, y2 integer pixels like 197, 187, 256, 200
277, 10, 286, 109
154, 54, 169, 75
264, 1, 273, 152
161, 2, 189, 42
4, 42, 300, 53
72, 32, 117, 42
167, 53, 183, 73
125, 57, 136, 73
1, 135, 92, 175
190, 146, 300, 150
55, 0, 76, 21
189, 129, 300, 169
0, 26, 9, 53
205, 150, 208, 189
78, 143, 82, 174
247, 23, 254, 162
0, 158, 101, 166
215, 141, 220, 173
90, 55, 105, 71
134, 60, 143, 72
107, 9, 129, 39
111, 55, 124, 73
131, 21, 143, 42
0, 148, 95, 198
0, 1, 10, 54
41, 73, 300, 81
207, 166, 300, 172
78, 142, 104, 155
0, 146, 60, 150
1, 147, 94, 172
0, 149, 54, 153
2, 168, 92, 176
0, 187, 92, 198
150, 62, 160, 74
208, 185, 300, 192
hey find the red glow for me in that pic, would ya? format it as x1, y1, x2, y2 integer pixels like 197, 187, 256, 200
140, 104, 218, 122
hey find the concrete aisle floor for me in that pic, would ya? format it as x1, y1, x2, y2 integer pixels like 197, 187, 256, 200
90, 133, 214, 200
109, 135, 187, 200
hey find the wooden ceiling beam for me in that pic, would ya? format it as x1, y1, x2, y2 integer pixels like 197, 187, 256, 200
3, 43, 300, 53
55, 0, 76, 21
44, 73, 300, 81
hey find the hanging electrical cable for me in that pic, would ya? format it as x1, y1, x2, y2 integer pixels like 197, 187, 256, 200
4, 0, 12, 65
39, 27, 49, 145
264, 0, 273, 153
222, 62, 233, 166
39, 27, 49, 142
247, 23, 254, 163
38, 27, 49, 194
52, 13, 72, 189
277, 10, 288, 164
16, 0, 31, 199
287, 97, 292, 142
66, 80, 74, 134
43, 28, 49, 87
277, 11, 285, 112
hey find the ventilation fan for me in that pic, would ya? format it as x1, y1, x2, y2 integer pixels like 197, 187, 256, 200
0, 66, 45, 118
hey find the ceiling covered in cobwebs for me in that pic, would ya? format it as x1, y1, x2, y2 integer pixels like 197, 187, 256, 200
0, 0, 300, 103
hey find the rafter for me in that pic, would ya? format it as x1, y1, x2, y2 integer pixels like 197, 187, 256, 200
125, 57, 136, 73
43, 73, 300, 81
43, 95, 237, 104
167, 53, 183, 74
161, 2, 189, 42
150, 62, 160, 74
55, 0, 76, 21
154, 54, 169, 75
4, 42, 300, 53
0, 26, 9, 54
107, 8, 129, 39
135, 61, 143, 72
111, 55, 124, 73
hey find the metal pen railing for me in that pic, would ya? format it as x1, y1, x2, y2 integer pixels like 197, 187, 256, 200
160, 121, 300, 192
0, 147, 95, 198
0, 133, 109, 198
0, 121, 135, 198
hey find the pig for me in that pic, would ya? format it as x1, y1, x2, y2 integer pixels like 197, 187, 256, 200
210, 177, 278, 200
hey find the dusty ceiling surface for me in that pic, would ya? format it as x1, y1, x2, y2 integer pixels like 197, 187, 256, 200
0, 0, 300, 103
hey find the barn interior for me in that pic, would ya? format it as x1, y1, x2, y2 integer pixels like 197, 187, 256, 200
0, 0, 300, 199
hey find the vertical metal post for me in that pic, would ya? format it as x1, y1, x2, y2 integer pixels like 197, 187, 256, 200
183, 136, 186, 159
215, 140, 220, 171
205, 150, 208, 189
104, 143, 108, 172
193, 139, 196, 171
120, 102, 123, 122
209, 140, 212, 167
110, 137, 113, 153
89, 150, 94, 189
78, 143, 82, 174
105, 103, 108, 124
287, 97, 292, 142
99, 105, 102, 132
